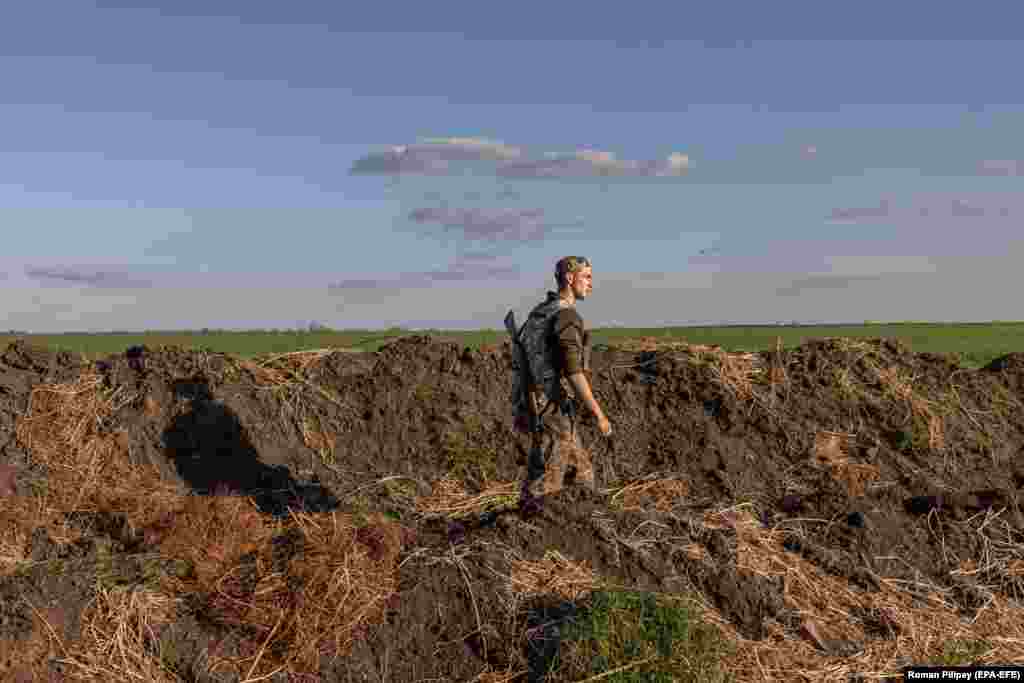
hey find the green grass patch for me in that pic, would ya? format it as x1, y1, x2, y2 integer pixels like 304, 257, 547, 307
413, 383, 435, 402
440, 414, 497, 482
550, 590, 731, 682
4, 321, 1024, 367
939, 638, 991, 666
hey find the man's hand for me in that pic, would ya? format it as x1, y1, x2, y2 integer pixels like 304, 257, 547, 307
597, 413, 612, 437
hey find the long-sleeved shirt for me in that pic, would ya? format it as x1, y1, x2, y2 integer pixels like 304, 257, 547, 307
541, 291, 590, 376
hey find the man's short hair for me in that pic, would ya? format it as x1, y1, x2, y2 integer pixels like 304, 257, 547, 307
555, 256, 591, 288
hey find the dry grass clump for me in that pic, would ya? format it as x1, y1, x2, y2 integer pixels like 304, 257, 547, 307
607, 338, 777, 407
237, 348, 345, 387
232, 352, 356, 424
197, 510, 403, 680
768, 337, 790, 388
0, 510, 32, 573
300, 414, 337, 465
610, 336, 695, 353
59, 586, 182, 682
0, 494, 74, 575
608, 476, 690, 512
709, 350, 765, 401
507, 550, 602, 603
148, 496, 407, 677
812, 431, 880, 498
18, 493, 407, 681
12, 368, 406, 679
1, 589, 180, 683
236, 359, 290, 386
258, 348, 338, 370
874, 365, 946, 451
689, 504, 1024, 681
950, 506, 1024, 604
473, 669, 528, 683
0, 597, 78, 681
10, 370, 185, 567
415, 477, 519, 519
674, 345, 767, 401
15, 371, 131, 505
152, 494, 280, 586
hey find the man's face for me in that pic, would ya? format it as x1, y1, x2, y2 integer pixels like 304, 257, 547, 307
569, 266, 593, 300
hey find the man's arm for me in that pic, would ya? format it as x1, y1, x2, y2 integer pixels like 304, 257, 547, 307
567, 372, 606, 422
554, 308, 610, 432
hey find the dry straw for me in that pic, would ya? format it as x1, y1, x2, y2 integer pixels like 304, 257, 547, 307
0, 494, 53, 573
874, 365, 946, 451
59, 586, 182, 682
238, 348, 343, 387
12, 370, 184, 556
608, 477, 690, 512
607, 337, 777, 408
198, 510, 403, 680
415, 477, 519, 519
154, 494, 280, 586
12, 367, 405, 680
300, 414, 337, 463
689, 504, 1024, 681
234, 351, 357, 421
507, 550, 602, 603
812, 431, 880, 498
710, 350, 764, 402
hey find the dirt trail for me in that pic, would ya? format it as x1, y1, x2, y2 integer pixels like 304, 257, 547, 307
1, 335, 1023, 681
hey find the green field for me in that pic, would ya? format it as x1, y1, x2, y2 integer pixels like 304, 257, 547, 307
4, 321, 1024, 369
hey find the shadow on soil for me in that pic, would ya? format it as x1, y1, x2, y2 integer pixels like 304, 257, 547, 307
162, 377, 339, 516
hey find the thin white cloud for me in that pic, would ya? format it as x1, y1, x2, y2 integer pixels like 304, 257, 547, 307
350, 138, 691, 180
24, 265, 155, 289
418, 137, 523, 160
350, 137, 523, 175
496, 148, 691, 179
349, 147, 451, 175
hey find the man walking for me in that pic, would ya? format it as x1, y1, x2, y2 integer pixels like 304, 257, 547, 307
519, 256, 612, 514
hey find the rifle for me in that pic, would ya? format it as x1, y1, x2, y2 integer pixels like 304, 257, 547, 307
504, 310, 542, 436
505, 310, 552, 495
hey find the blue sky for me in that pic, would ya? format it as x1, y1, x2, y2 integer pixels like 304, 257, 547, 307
2, 1, 1023, 331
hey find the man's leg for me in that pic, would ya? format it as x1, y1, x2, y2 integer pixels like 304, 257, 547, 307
559, 410, 595, 491
522, 414, 573, 503
532, 429, 567, 497
567, 430, 595, 491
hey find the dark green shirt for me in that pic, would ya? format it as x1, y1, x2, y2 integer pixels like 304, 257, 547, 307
542, 292, 589, 376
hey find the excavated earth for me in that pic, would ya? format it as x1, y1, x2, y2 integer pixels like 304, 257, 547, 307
1, 335, 1024, 681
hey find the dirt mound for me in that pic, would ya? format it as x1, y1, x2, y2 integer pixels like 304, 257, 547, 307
1, 334, 1023, 681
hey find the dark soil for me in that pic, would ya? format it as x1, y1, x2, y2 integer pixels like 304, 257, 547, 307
1, 335, 1023, 681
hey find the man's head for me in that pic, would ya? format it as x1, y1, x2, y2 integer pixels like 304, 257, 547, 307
555, 256, 593, 302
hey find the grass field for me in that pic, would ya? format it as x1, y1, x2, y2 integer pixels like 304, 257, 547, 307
4, 321, 1024, 369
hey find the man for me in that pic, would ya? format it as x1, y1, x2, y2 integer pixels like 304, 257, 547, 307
521, 256, 612, 511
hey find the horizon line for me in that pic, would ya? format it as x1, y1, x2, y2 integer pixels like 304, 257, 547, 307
5, 320, 1024, 336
